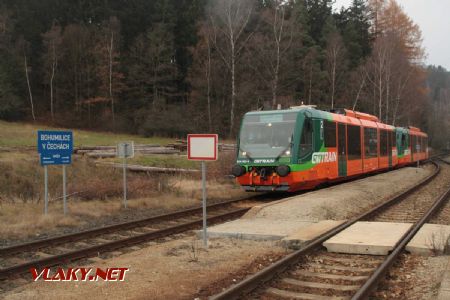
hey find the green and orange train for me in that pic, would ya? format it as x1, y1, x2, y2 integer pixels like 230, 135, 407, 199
231, 106, 428, 192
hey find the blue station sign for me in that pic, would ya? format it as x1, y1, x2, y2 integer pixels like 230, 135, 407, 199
37, 130, 73, 165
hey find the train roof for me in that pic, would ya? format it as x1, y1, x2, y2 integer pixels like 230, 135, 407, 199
244, 106, 331, 119
244, 106, 427, 135
396, 126, 427, 137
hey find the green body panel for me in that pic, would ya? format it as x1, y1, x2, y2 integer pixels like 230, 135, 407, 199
395, 128, 410, 158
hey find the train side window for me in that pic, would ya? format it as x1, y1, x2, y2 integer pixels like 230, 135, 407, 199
347, 125, 361, 160
380, 130, 388, 156
364, 127, 378, 158
299, 118, 313, 157
401, 134, 407, 149
411, 135, 416, 153
324, 121, 336, 148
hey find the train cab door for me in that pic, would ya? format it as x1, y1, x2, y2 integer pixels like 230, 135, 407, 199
338, 123, 347, 177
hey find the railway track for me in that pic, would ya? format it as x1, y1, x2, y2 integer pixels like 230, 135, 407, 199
0, 195, 271, 289
212, 159, 450, 300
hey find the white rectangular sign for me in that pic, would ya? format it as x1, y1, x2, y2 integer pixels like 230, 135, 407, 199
187, 134, 218, 161
117, 141, 134, 158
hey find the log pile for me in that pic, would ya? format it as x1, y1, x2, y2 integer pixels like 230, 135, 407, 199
219, 143, 237, 151
74, 141, 236, 158
74, 144, 180, 158
96, 162, 199, 174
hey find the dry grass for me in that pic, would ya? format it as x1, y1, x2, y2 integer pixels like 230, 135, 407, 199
169, 178, 244, 201
0, 202, 80, 239
0, 195, 196, 240
127, 195, 199, 211
0, 136, 244, 241
0, 120, 173, 147
0, 177, 245, 240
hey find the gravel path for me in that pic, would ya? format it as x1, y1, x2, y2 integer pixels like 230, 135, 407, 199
3, 238, 287, 300
246, 166, 432, 222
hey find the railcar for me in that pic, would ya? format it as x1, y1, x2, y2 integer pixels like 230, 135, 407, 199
231, 106, 428, 192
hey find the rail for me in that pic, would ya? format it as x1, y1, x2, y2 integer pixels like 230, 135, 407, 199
211, 160, 441, 300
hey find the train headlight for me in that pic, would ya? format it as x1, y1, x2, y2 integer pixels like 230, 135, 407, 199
276, 165, 290, 177
285, 150, 291, 156
231, 164, 246, 177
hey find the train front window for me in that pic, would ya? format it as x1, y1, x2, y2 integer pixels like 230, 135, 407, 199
239, 113, 296, 159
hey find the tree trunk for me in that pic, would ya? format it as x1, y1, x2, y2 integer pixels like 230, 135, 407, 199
385, 71, 390, 123
331, 57, 336, 109
353, 76, 366, 110
272, 16, 281, 108
308, 63, 312, 105
206, 38, 212, 132
272, 49, 279, 108
108, 32, 115, 130
50, 40, 57, 122
24, 54, 35, 121
378, 61, 383, 120
229, 35, 236, 137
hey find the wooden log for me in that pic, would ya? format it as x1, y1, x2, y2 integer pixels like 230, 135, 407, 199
96, 162, 199, 174
137, 149, 179, 154
74, 144, 162, 153
77, 146, 180, 156
86, 152, 116, 158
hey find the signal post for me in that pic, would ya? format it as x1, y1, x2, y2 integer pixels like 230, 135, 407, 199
187, 134, 218, 248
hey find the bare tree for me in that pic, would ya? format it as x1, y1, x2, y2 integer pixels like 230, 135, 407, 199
326, 31, 346, 109
105, 17, 120, 130
267, 3, 293, 107
208, 0, 254, 136
352, 67, 367, 110
42, 23, 62, 121
364, 35, 388, 119
17, 38, 36, 121
250, 2, 294, 108
24, 54, 35, 121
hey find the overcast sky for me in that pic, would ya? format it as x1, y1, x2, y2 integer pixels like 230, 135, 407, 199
333, 0, 450, 69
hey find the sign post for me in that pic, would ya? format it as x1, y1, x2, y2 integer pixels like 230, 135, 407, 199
187, 134, 218, 248
44, 165, 48, 215
63, 165, 67, 215
201, 161, 207, 245
117, 142, 134, 208
37, 130, 73, 215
